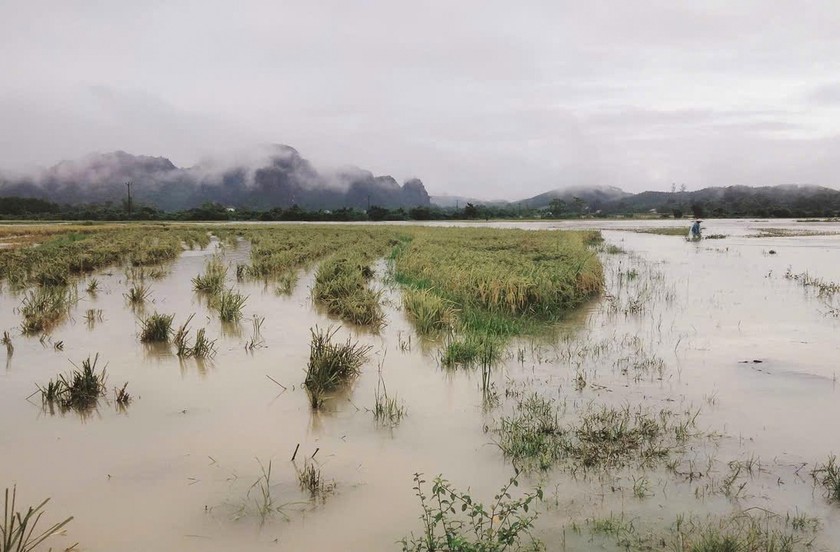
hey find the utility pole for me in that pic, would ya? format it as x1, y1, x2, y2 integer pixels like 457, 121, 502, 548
126, 181, 133, 219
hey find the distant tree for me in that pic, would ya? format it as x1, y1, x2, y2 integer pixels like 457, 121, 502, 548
366, 205, 388, 221
548, 198, 566, 218
572, 196, 587, 214
672, 208, 683, 219
670, 183, 676, 194
690, 203, 705, 219
679, 184, 687, 193
409, 206, 433, 220
463, 202, 479, 219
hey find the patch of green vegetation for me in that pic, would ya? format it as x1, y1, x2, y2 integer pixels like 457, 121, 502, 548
400, 472, 543, 552
19, 285, 77, 334
140, 312, 174, 342
192, 256, 228, 294
313, 254, 383, 327
496, 396, 698, 472
304, 326, 371, 409
212, 288, 247, 322
37, 354, 108, 414
811, 455, 840, 502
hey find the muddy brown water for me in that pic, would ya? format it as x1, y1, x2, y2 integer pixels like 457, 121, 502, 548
1, 219, 839, 551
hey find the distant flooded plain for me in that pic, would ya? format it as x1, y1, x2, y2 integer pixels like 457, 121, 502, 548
1, 219, 839, 551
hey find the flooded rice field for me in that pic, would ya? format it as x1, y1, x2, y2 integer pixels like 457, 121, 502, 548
1, 219, 839, 551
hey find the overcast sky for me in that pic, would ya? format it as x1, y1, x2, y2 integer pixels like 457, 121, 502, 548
2, 0, 840, 199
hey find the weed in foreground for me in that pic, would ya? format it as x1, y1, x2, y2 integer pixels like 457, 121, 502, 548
139, 312, 174, 343
304, 326, 370, 409
441, 334, 501, 368
400, 471, 543, 552
1, 485, 74, 552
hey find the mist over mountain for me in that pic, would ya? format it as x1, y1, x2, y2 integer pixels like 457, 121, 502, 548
0, 145, 431, 211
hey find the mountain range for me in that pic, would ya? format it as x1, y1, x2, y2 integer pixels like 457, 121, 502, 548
1, 146, 839, 217
0, 145, 430, 211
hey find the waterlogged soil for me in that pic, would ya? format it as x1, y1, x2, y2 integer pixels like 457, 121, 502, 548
1, 219, 839, 551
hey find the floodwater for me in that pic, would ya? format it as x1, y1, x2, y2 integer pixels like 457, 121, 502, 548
1, 219, 839, 551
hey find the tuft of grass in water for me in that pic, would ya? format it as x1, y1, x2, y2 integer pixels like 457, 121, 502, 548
313, 254, 384, 328
213, 288, 247, 322
139, 312, 174, 342
297, 459, 335, 502
37, 354, 107, 413
304, 326, 371, 409
1, 331, 12, 357
192, 256, 228, 294
123, 282, 151, 304
372, 372, 406, 427
245, 315, 265, 350
440, 334, 501, 368
173, 314, 217, 358
400, 471, 543, 552
19, 286, 76, 334
114, 382, 131, 406
497, 397, 696, 472
274, 271, 298, 295
811, 455, 840, 502
1, 485, 74, 552
401, 288, 457, 336
85, 278, 99, 294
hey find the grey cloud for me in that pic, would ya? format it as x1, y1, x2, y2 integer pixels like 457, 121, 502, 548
2, 0, 840, 200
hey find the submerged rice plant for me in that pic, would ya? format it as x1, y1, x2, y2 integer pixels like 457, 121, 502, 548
313, 255, 384, 328
37, 354, 108, 413
812, 455, 840, 502
213, 288, 247, 322
140, 312, 174, 342
123, 282, 151, 305
304, 326, 371, 409
401, 288, 457, 335
192, 256, 228, 294
1, 486, 74, 552
19, 286, 76, 334
372, 372, 406, 427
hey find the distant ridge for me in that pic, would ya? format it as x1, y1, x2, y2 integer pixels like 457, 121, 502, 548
0, 145, 431, 211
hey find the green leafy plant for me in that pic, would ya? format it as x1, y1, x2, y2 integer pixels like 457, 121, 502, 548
400, 471, 543, 552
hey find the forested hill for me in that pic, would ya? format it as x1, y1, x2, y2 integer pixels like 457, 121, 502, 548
596, 184, 840, 218
0, 146, 430, 211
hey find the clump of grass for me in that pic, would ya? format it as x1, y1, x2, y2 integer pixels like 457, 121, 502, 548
297, 459, 335, 502
245, 315, 265, 350
140, 312, 174, 342
173, 314, 216, 358
811, 455, 840, 502
85, 278, 99, 294
123, 282, 151, 304
313, 255, 384, 327
497, 397, 696, 471
213, 288, 247, 322
275, 271, 298, 295
2, 331, 13, 357
114, 382, 131, 406
192, 256, 228, 294
37, 354, 107, 413
304, 326, 371, 409
19, 286, 76, 334
440, 334, 501, 368
402, 288, 457, 335
372, 372, 406, 427
400, 471, 543, 552
1, 485, 74, 552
